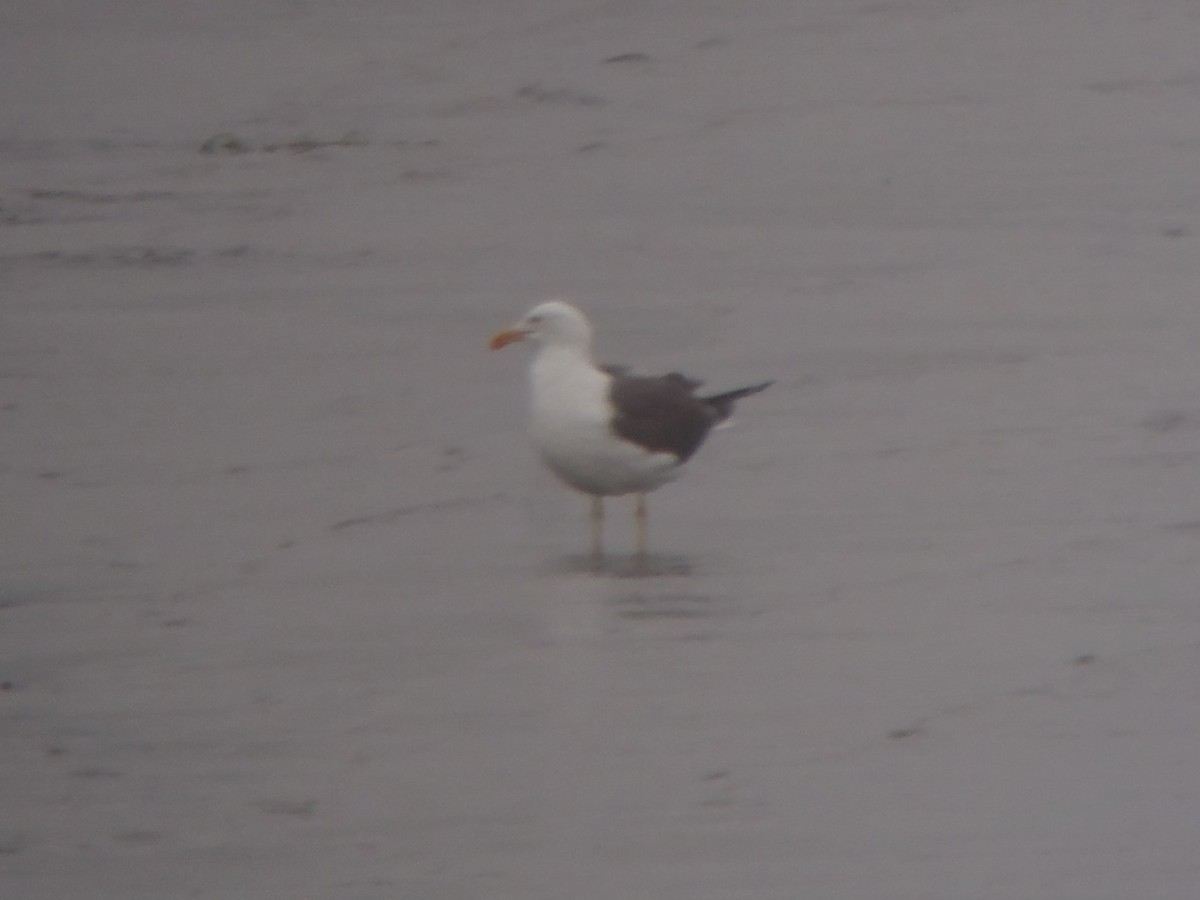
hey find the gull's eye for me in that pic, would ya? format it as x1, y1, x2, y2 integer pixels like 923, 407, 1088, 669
527, 314, 542, 324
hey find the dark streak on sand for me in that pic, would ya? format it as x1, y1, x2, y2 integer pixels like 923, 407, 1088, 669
330, 494, 507, 532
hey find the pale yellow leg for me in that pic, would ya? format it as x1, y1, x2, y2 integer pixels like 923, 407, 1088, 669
590, 496, 605, 562
634, 493, 648, 559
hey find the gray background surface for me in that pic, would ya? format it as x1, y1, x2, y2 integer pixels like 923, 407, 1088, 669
4, 2, 1200, 897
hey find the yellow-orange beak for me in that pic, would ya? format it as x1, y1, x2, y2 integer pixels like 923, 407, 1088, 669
489, 328, 526, 350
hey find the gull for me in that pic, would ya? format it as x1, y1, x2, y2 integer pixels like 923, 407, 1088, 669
490, 300, 771, 562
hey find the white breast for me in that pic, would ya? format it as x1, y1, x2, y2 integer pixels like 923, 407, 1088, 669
528, 346, 681, 496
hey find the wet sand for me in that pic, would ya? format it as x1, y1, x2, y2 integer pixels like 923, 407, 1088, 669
5, 2, 1200, 897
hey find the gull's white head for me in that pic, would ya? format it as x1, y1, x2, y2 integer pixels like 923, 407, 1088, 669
489, 300, 594, 352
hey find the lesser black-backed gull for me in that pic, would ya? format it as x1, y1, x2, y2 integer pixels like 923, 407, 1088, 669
490, 300, 771, 561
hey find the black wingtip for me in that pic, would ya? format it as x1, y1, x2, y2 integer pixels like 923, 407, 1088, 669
699, 380, 773, 419
740, 380, 774, 396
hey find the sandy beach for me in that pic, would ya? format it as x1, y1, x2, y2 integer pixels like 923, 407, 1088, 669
5, 1, 1200, 897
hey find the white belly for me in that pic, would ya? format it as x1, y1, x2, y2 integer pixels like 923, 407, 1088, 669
528, 349, 681, 496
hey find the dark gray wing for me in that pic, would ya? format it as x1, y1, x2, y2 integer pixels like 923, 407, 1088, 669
609, 375, 774, 462
607, 372, 719, 462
